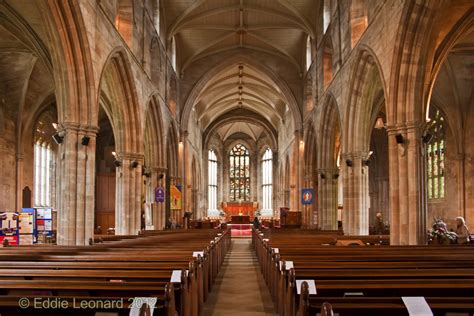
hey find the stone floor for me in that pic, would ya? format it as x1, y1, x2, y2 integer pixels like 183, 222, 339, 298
202, 238, 278, 316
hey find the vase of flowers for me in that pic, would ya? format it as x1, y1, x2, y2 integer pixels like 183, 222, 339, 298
428, 217, 457, 245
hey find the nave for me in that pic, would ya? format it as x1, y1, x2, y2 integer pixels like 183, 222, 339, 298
202, 238, 277, 316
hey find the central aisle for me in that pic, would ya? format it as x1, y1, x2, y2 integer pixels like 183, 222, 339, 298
202, 238, 278, 316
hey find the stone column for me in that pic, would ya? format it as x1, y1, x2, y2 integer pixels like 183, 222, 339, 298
114, 152, 144, 235
291, 130, 303, 216
56, 123, 98, 245
342, 152, 370, 235
15, 154, 24, 210
387, 124, 426, 245
302, 173, 312, 228
318, 168, 339, 230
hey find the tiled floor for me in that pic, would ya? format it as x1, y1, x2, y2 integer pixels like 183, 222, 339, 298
202, 238, 278, 316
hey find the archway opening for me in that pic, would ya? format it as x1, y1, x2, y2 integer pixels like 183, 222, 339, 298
94, 106, 116, 235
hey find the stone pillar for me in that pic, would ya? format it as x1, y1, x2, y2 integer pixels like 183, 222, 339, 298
342, 152, 370, 235
114, 152, 144, 235
387, 124, 426, 245
454, 153, 466, 219
318, 168, 339, 230
15, 154, 24, 210
291, 130, 303, 216
56, 123, 98, 245
302, 172, 314, 228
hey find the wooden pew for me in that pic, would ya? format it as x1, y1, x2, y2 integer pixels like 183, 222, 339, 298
0, 228, 231, 315
252, 228, 474, 316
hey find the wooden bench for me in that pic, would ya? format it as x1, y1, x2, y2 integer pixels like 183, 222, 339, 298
252, 228, 474, 316
0, 228, 231, 315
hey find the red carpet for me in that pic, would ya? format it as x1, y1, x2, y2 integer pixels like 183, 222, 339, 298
229, 224, 252, 237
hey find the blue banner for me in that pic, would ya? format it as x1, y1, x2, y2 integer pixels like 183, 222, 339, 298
301, 188, 314, 205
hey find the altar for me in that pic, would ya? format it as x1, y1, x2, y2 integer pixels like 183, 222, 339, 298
222, 202, 257, 221
231, 215, 250, 224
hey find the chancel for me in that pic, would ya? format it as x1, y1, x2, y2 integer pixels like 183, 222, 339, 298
0, 0, 473, 315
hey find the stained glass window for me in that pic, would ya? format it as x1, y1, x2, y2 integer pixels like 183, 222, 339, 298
208, 150, 218, 212
229, 144, 250, 201
261, 148, 273, 212
426, 108, 446, 200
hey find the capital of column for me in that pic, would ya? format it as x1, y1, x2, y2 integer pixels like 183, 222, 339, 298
385, 121, 424, 136
115, 152, 144, 162
152, 166, 168, 174
294, 129, 303, 139
341, 151, 369, 160
59, 122, 100, 135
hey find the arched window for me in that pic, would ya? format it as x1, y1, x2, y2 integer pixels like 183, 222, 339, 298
229, 144, 250, 201
426, 108, 446, 200
208, 150, 218, 212
171, 36, 177, 72
33, 112, 56, 207
154, 0, 160, 36
306, 36, 312, 71
261, 148, 273, 212
323, 0, 331, 34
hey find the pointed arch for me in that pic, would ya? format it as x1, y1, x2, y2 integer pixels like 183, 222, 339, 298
97, 48, 142, 155
144, 93, 166, 169
344, 48, 387, 154
319, 93, 342, 170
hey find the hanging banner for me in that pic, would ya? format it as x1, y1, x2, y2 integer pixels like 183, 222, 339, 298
170, 185, 182, 210
155, 187, 165, 203
301, 188, 314, 205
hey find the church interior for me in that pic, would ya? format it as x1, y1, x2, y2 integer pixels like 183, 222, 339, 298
0, 0, 473, 315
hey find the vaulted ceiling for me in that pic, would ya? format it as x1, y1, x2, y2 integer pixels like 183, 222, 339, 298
194, 63, 288, 130
163, 0, 319, 75
163, 0, 318, 142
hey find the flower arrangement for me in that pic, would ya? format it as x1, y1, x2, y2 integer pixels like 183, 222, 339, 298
428, 217, 457, 244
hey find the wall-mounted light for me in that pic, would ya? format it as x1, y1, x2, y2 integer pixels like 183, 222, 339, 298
142, 166, 151, 177
112, 151, 122, 167
320, 172, 326, 179
345, 159, 353, 167
81, 136, 90, 146
130, 160, 139, 168
395, 134, 404, 144
52, 133, 63, 144
333, 173, 340, 179
362, 151, 373, 166
422, 132, 433, 144
374, 117, 385, 129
